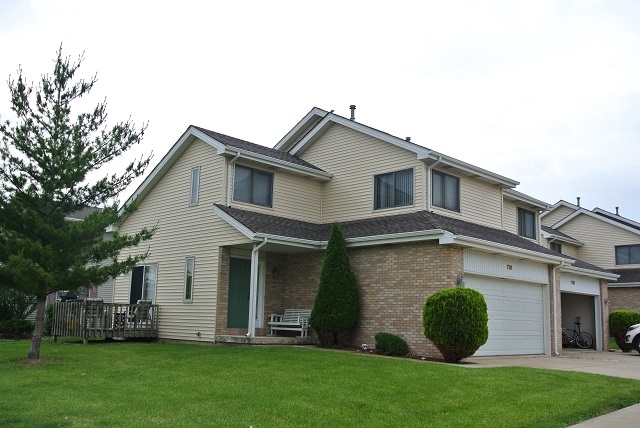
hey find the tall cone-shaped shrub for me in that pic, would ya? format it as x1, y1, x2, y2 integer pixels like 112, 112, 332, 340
310, 223, 360, 347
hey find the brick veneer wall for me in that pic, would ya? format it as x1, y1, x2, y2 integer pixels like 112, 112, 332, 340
284, 241, 464, 358
608, 287, 640, 313
216, 241, 464, 357
600, 279, 610, 352
549, 266, 562, 355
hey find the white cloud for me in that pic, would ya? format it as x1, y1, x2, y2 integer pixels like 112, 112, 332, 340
0, 0, 639, 218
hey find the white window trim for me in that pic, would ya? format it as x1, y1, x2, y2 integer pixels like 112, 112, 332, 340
189, 167, 200, 205
183, 257, 195, 302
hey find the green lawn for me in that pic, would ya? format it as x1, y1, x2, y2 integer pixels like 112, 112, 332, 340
2, 340, 640, 427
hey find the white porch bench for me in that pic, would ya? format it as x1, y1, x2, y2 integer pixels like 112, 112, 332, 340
268, 309, 312, 338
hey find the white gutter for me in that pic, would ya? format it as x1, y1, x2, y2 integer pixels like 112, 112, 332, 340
552, 261, 565, 356
426, 156, 442, 212
247, 238, 268, 338
226, 153, 241, 206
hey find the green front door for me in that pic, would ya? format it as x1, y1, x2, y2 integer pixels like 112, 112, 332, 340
228, 258, 251, 328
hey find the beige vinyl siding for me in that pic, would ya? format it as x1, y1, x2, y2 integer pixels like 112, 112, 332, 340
559, 243, 579, 259
113, 139, 250, 342
502, 199, 518, 234
230, 162, 322, 223
542, 206, 576, 227
557, 214, 640, 269
431, 173, 503, 229
300, 124, 425, 222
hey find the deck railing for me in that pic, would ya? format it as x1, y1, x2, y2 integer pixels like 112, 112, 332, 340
52, 301, 159, 344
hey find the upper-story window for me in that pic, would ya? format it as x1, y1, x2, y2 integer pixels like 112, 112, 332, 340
518, 207, 536, 239
615, 244, 640, 265
234, 164, 274, 207
432, 170, 460, 212
189, 167, 200, 205
374, 169, 413, 210
550, 242, 562, 253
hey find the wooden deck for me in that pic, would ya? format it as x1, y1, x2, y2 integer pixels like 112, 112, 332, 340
52, 301, 158, 344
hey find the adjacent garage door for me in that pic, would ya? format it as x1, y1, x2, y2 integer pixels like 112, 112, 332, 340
466, 275, 545, 356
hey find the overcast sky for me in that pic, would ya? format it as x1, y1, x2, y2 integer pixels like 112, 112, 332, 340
1, 0, 639, 220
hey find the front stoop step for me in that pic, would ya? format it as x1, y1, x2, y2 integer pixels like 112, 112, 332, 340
215, 335, 315, 345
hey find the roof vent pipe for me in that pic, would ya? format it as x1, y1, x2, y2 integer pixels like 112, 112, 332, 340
576, 197, 580, 207
616, 207, 619, 215
349, 105, 356, 121
406, 137, 411, 142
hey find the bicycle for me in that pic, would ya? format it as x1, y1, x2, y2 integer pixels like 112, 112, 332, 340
561, 316, 594, 349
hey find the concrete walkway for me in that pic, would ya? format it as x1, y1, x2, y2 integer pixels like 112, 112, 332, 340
465, 349, 640, 427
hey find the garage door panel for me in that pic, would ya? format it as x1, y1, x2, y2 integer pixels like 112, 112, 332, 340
467, 275, 545, 356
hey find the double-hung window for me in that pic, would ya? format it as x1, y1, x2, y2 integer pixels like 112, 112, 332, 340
550, 242, 562, 253
432, 170, 460, 212
374, 169, 413, 210
184, 257, 194, 302
518, 208, 536, 239
189, 167, 200, 205
615, 244, 640, 265
233, 165, 274, 207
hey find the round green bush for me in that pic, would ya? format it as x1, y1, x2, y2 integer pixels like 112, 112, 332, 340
423, 287, 488, 363
374, 332, 409, 356
609, 310, 640, 352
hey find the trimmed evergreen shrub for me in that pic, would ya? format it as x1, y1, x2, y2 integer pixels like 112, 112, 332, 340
423, 287, 488, 363
375, 332, 409, 356
310, 223, 360, 348
0, 319, 34, 340
610, 310, 640, 352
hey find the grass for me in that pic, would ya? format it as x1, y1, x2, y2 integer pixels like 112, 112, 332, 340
2, 340, 640, 427
611, 336, 620, 350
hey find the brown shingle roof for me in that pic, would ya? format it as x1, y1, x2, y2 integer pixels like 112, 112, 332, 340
215, 204, 570, 259
608, 268, 640, 283
193, 126, 325, 172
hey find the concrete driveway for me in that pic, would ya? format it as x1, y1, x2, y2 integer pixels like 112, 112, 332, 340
466, 348, 640, 380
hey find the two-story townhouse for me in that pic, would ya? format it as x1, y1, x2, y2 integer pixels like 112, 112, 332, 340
541, 200, 640, 314
110, 107, 613, 358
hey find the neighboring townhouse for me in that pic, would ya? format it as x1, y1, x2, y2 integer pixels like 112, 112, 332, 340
541, 201, 640, 313
110, 107, 614, 358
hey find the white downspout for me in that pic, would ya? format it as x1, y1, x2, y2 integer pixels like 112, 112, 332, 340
552, 261, 565, 356
226, 153, 241, 206
246, 237, 268, 338
426, 156, 442, 212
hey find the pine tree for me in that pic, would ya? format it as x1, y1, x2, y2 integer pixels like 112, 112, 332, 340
310, 222, 360, 347
0, 46, 156, 359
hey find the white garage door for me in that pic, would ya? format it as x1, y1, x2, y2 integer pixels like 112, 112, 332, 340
466, 275, 545, 356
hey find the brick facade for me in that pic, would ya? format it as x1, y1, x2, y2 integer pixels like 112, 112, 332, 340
608, 287, 640, 313
217, 241, 464, 359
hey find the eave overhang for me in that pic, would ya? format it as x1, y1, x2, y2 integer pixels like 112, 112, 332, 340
218, 147, 332, 181
452, 235, 573, 265
503, 189, 550, 211
540, 230, 584, 246
560, 265, 620, 281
